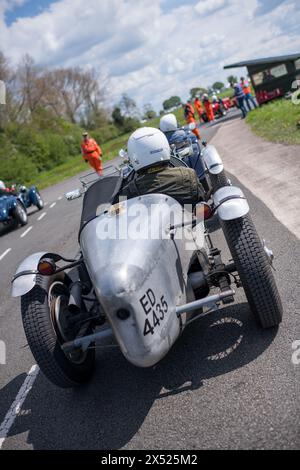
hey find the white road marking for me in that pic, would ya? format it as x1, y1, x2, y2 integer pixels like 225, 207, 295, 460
37, 212, 47, 221
0, 248, 11, 261
0, 365, 39, 449
58, 196, 63, 201
49, 202, 56, 209
20, 226, 33, 238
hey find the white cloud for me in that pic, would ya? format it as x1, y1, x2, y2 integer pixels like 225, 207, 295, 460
195, 0, 226, 16
0, 0, 300, 111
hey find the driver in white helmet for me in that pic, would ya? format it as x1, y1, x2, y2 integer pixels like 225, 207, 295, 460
119, 127, 205, 206
159, 113, 192, 149
159, 113, 184, 143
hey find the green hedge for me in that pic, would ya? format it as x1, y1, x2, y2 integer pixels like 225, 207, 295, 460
91, 124, 120, 145
0, 133, 38, 183
0, 116, 84, 185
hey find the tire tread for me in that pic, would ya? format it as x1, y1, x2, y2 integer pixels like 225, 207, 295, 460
221, 214, 283, 328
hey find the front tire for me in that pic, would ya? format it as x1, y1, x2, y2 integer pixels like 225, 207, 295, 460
21, 276, 95, 388
210, 170, 229, 193
13, 201, 28, 226
221, 214, 283, 328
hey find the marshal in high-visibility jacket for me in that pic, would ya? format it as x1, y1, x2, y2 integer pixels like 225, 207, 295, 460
202, 95, 215, 122
183, 102, 201, 139
81, 133, 103, 176
194, 97, 204, 121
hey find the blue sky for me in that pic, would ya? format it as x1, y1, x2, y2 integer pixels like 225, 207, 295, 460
1, 0, 300, 110
4, 0, 53, 26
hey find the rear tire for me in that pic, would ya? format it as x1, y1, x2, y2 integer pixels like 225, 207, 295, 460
221, 214, 283, 328
210, 170, 229, 193
13, 201, 28, 226
21, 276, 95, 388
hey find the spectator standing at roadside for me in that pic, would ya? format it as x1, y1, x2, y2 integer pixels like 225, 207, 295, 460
241, 77, 258, 111
81, 132, 103, 176
231, 82, 248, 119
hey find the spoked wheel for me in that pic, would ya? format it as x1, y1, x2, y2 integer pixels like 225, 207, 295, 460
35, 192, 44, 210
221, 214, 283, 328
13, 201, 28, 226
21, 275, 95, 388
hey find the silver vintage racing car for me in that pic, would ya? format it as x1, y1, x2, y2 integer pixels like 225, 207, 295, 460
11, 131, 282, 389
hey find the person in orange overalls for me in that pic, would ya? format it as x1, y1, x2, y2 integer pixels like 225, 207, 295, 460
194, 97, 204, 123
81, 132, 103, 176
183, 101, 201, 139
202, 94, 215, 122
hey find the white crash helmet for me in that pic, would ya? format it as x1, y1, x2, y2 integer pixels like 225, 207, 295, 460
0, 180, 6, 190
127, 127, 170, 172
159, 113, 178, 133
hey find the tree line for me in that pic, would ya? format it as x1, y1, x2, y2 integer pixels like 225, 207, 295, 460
0, 51, 145, 184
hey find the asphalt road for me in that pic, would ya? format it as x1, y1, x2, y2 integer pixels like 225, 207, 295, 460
0, 113, 299, 450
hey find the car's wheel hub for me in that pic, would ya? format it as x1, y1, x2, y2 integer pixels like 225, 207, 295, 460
48, 281, 87, 364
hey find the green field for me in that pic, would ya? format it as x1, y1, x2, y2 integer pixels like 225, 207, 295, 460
246, 98, 300, 145
218, 89, 234, 99
31, 107, 186, 189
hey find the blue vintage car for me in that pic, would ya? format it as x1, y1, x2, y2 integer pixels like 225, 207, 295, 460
18, 185, 44, 211
0, 185, 44, 228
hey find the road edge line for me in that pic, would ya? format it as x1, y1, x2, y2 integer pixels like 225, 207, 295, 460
0, 365, 39, 449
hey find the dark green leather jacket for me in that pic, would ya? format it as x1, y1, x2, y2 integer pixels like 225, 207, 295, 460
119, 164, 204, 206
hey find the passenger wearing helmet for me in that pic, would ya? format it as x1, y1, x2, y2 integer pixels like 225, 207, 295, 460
119, 128, 205, 206
159, 114, 206, 182
159, 113, 188, 150
159, 113, 182, 143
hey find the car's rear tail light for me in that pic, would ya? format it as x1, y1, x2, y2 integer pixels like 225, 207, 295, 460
37, 258, 56, 276
196, 203, 213, 221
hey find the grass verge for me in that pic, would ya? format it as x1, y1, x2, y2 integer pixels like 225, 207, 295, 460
246, 98, 300, 145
